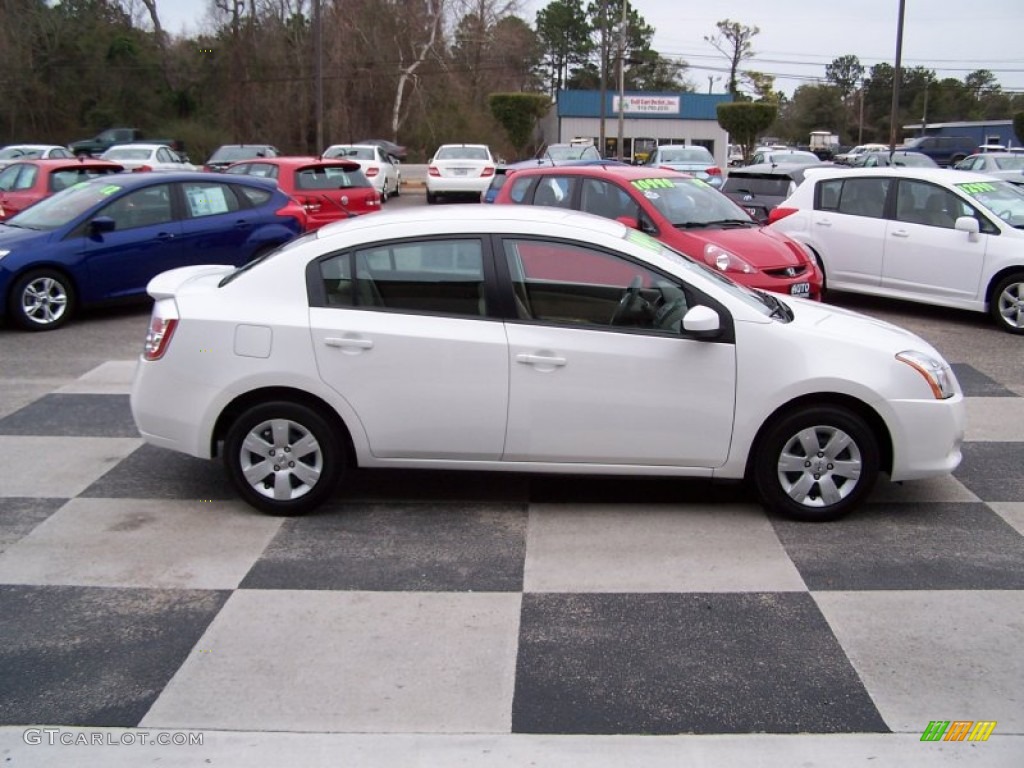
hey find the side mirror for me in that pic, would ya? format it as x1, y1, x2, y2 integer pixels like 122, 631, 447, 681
90, 216, 116, 234
954, 215, 980, 241
681, 305, 722, 339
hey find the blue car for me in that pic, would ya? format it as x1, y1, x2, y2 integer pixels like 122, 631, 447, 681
0, 172, 305, 330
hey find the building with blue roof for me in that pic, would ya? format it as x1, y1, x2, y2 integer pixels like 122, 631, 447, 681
540, 90, 734, 168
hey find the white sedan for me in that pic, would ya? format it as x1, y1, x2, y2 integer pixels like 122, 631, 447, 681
425, 144, 495, 203
322, 144, 401, 201
769, 167, 1024, 333
0, 144, 74, 168
100, 143, 197, 172
131, 206, 964, 522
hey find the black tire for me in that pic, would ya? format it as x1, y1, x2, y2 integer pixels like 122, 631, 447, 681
990, 272, 1024, 334
8, 269, 76, 331
223, 401, 344, 516
380, 180, 390, 203
753, 405, 879, 522
426, 191, 437, 205
392, 179, 400, 197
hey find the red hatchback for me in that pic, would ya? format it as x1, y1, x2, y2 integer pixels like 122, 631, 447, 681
494, 165, 822, 300
225, 157, 380, 231
0, 158, 124, 220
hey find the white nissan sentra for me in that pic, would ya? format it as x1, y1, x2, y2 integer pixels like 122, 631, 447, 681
130, 206, 965, 522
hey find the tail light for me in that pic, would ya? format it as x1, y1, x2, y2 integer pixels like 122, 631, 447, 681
364, 166, 379, 177
481, 166, 495, 177
133, 165, 153, 173
144, 314, 178, 361
768, 206, 798, 224
298, 196, 321, 213
706, 166, 722, 176
428, 165, 440, 176
276, 197, 309, 231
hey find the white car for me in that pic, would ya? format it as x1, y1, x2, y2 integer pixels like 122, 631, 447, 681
131, 206, 964, 522
322, 144, 401, 201
426, 144, 495, 203
100, 144, 197, 172
954, 152, 1024, 184
0, 144, 74, 168
769, 167, 1024, 334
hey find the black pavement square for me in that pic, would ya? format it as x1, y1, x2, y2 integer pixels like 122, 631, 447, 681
0, 394, 138, 437
0, 498, 67, 554
81, 443, 237, 501
0, 585, 229, 727
954, 442, 1024, 502
773, 502, 1024, 591
949, 364, 1018, 397
241, 501, 528, 591
512, 592, 887, 735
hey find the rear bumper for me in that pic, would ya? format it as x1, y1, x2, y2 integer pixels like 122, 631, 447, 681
426, 176, 492, 196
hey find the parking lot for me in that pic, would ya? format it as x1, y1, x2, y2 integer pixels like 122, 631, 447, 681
1, 189, 1022, 766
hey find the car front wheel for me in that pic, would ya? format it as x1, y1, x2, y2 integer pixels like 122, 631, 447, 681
991, 272, 1024, 334
754, 405, 879, 522
9, 269, 76, 331
224, 401, 343, 516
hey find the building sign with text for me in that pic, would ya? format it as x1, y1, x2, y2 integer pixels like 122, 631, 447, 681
612, 95, 680, 114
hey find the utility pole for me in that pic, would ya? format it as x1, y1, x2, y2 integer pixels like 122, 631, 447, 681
858, 80, 865, 144
313, 0, 324, 153
616, 0, 628, 161
888, 0, 906, 153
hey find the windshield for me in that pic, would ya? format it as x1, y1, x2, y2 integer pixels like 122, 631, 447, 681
295, 166, 370, 189
0, 147, 42, 159
957, 180, 1024, 228
6, 180, 124, 230
104, 148, 152, 161
994, 156, 1024, 171
325, 146, 374, 160
545, 144, 598, 161
633, 177, 756, 227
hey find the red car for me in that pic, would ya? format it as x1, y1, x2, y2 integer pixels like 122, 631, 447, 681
494, 165, 822, 300
225, 156, 380, 231
0, 158, 124, 220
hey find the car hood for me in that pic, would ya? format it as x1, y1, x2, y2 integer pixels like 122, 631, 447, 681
668, 225, 807, 268
0, 223, 48, 247
788, 295, 938, 353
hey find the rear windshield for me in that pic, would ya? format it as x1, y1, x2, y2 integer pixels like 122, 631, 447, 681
209, 146, 274, 162
723, 175, 793, 196
49, 167, 121, 192
436, 146, 490, 161
294, 166, 370, 190
103, 148, 152, 161
656, 148, 712, 163
325, 147, 375, 160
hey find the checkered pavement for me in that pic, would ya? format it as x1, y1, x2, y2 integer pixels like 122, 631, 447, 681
0, 360, 1022, 746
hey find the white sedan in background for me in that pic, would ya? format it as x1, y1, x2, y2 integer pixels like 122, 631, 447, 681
0, 144, 74, 168
322, 144, 401, 201
100, 143, 197, 172
425, 144, 495, 203
131, 206, 963, 523
769, 167, 1024, 333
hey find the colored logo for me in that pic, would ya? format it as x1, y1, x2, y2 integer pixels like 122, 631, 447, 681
921, 720, 996, 742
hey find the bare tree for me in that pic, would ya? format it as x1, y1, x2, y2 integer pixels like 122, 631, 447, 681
704, 19, 758, 98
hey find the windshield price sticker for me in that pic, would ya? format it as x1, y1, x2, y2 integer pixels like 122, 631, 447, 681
631, 178, 674, 191
100, 185, 122, 196
625, 228, 662, 252
958, 182, 996, 196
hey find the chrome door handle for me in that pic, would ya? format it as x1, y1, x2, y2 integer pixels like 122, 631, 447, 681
516, 353, 567, 367
324, 336, 373, 350
891, 230, 910, 238
815, 220, 832, 227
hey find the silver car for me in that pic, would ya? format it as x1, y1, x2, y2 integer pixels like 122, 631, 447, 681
646, 145, 722, 188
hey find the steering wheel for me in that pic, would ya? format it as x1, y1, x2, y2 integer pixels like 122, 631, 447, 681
611, 275, 643, 325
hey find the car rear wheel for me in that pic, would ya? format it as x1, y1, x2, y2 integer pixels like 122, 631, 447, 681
224, 401, 343, 516
991, 272, 1024, 334
9, 269, 76, 331
754, 405, 879, 522
426, 191, 437, 204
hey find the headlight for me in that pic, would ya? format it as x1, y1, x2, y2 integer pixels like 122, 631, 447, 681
703, 243, 755, 274
896, 351, 957, 399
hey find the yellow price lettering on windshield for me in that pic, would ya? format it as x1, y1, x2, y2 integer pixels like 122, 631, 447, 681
100, 185, 122, 196
625, 228, 662, 252
958, 182, 996, 195
631, 178, 674, 191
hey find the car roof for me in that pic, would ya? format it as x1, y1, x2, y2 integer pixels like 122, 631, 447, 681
498, 164, 679, 181
727, 163, 810, 177
103, 143, 167, 152
2, 144, 64, 151
72, 171, 280, 190
799, 166, 1000, 184
7, 158, 123, 170
229, 156, 360, 170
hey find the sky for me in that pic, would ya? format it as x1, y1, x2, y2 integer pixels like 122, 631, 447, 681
154, 0, 1024, 97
